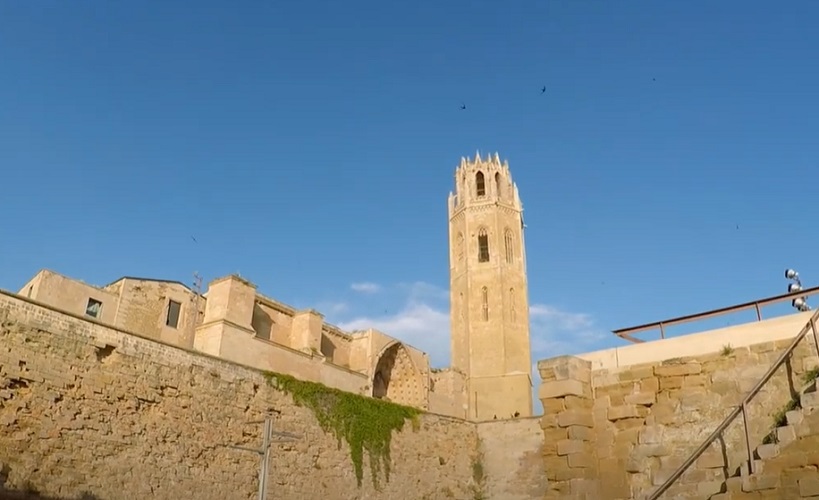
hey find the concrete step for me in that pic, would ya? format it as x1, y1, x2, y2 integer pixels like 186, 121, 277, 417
754, 443, 779, 461
786, 409, 804, 426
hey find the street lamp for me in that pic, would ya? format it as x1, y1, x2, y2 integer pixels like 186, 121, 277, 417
785, 268, 810, 312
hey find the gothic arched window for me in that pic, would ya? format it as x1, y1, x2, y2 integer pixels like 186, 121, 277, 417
478, 228, 490, 263
476, 171, 486, 197
504, 229, 514, 263
495, 172, 502, 198
457, 232, 464, 262
481, 287, 489, 321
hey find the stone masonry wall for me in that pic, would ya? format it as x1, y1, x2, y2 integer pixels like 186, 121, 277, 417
0, 291, 483, 500
538, 334, 819, 499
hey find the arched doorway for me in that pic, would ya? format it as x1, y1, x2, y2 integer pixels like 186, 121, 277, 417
371, 342, 426, 409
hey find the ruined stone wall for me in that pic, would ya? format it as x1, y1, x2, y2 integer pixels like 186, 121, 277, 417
476, 418, 549, 500
0, 291, 483, 500
538, 334, 819, 499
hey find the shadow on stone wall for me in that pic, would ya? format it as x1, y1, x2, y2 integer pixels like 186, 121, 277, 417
0, 486, 99, 500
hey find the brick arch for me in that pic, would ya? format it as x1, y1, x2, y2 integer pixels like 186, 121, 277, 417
371, 342, 426, 409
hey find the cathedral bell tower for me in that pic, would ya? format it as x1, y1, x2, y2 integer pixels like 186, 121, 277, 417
448, 152, 533, 421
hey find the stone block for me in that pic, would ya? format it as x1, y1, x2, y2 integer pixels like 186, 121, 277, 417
659, 376, 683, 390
683, 374, 707, 387
558, 410, 594, 428
568, 478, 598, 495
654, 363, 701, 377
785, 410, 805, 426
557, 439, 586, 456
564, 395, 593, 410
607, 405, 639, 421
613, 417, 644, 431
638, 426, 663, 445
776, 425, 797, 446
639, 376, 659, 393
540, 413, 558, 429
742, 474, 779, 492
634, 444, 669, 459
567, 425, 592, 441
801, 391, 819, 409
754, 444, 779, 460
538, 355, 591, 383
542, 398, 565, 414
697, 480, 724, 497
696, 448, 725, 469
625, 391, 656, 406
567, 452, 595, 468
539, 379, 587, 400
617, 365, 654, 382
799, 476, 819, 497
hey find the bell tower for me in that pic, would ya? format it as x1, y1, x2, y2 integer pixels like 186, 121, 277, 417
448, 151, 533, 421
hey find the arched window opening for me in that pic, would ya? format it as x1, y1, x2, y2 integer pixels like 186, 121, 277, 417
481, 287, 489, 321
504, 229, 514, 263
509, 288, 516, 322
478, 228, 490, 263
457, 232, 464, 262
495, 172, 502, 198
476, 171, 486, 197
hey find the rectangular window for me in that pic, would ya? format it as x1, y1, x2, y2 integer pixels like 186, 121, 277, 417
166, 300, 181, 329
85, 298, 102, 318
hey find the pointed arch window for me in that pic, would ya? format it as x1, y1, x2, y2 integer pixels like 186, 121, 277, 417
509, 288, 516, 322
457, 232, 464, 262
476, 171, 486, 197
495, 172, 502, 198
478, 228, 490, 263
504, 229, 514, 263
481, 287, 489, 321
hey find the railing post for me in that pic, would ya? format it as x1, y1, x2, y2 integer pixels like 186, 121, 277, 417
755, 303, 762, 321
741, 402, 754, 475
811, 318, 819, 359
659, 322, 665, 339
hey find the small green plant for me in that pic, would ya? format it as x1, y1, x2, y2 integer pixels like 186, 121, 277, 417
721, 344, 734, 357
470, 447, 487, 500
803, 366, 819, 384
262, 371, 420, 489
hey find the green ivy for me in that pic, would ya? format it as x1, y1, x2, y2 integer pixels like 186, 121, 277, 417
262, 371, 420, 489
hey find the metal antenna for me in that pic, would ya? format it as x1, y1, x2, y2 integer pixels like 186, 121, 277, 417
192, 272, 204, 326
222, 410, 302, 500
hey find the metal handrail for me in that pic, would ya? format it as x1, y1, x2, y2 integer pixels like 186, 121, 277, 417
615, 286, 819, 343
647, 309, 819, 500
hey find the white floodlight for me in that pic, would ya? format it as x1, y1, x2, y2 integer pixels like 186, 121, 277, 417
789, 283, 803, 293
793, 297, 807, 309
785, 269, 799, 280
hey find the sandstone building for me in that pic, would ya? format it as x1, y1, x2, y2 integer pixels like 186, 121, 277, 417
15, 152, 534, 422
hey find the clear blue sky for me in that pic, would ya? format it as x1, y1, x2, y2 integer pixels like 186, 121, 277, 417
3, 1, 819, 382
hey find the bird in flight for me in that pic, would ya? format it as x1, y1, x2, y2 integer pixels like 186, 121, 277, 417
541, 86, 546, 94
191, 236, 198, 243
460, 103, 467, 110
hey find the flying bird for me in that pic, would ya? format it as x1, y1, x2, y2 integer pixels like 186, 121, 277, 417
460, 103, 467, 110
191, 236, 198, 243
541, 86, 546, 94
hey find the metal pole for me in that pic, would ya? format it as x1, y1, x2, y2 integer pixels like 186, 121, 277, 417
811, 318, 819, 359
659, 322, 665, 339
741, 403, 754, 475
257, 416, 272, 500
755, 303, 762, 321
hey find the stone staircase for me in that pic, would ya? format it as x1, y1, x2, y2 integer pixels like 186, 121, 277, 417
709, 377, 819, 499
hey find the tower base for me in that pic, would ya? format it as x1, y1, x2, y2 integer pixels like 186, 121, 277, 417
467, 373, 533, 421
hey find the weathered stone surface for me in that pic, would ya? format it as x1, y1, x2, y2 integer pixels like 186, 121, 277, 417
0, 294, 504, 500
539, 379, 586, 400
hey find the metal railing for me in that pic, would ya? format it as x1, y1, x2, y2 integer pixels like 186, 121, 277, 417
647, 308, 819, 500
614, 286, 819, 344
